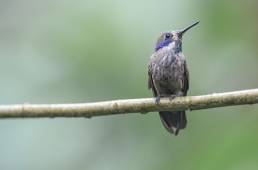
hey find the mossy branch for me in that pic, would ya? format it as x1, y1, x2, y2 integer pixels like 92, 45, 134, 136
0, 89, 258, 118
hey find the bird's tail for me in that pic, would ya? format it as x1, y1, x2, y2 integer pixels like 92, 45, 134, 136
159, 111, 187, 135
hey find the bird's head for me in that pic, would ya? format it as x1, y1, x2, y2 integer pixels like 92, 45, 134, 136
155, 21, 199, 52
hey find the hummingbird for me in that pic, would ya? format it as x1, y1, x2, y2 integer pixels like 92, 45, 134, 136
148, 21, 199, 135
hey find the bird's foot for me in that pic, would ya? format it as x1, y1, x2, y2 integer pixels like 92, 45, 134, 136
155, 94, 176, 104
168, 95, 177, 101
155, 96, 161, 105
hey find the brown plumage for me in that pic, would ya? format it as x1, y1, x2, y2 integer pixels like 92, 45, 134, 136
148, 21, 199, 135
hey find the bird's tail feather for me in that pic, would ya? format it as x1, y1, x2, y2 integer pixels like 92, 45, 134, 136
159, 111, 187, 135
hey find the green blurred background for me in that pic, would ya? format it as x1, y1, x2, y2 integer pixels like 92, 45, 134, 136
0, 0, 258, 169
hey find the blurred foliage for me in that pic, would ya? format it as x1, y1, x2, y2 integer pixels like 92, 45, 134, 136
0, 0, 258, 170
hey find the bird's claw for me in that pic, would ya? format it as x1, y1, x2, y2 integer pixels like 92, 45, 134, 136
155, 96, 161, 105
169, 95, 176, 101
155, 95, 176, 104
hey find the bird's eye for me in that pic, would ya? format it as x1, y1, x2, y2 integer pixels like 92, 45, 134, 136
165, 33, 171, 39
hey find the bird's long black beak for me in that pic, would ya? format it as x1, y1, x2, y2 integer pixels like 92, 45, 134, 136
179, 21, 199, 36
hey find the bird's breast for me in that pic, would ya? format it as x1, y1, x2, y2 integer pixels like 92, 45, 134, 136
152, 53, 184, 81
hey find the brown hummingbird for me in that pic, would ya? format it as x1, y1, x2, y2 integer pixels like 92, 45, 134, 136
148, 21, 199, 135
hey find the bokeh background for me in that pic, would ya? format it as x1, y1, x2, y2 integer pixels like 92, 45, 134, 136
0, 0, 258, 169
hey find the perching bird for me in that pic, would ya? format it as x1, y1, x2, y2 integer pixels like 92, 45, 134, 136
148, 21, 199, 135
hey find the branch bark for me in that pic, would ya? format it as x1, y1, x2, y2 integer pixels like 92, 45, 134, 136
0, 89, 258, 118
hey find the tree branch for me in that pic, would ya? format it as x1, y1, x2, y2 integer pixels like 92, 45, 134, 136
0, 89, 258, 118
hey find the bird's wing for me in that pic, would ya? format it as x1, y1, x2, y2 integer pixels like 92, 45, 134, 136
148, 56, 158, 97
183, 59, 189, 96
176, 52, 189, 96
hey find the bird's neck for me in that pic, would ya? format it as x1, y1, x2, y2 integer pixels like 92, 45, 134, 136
169, 41, 182, 53
155, 40, 182, 53
155, 39, 172, 51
